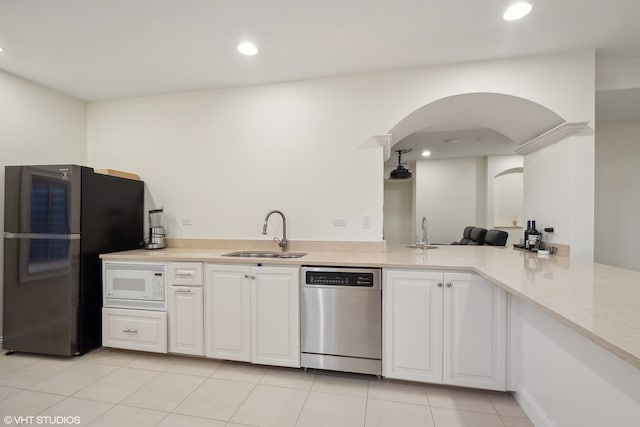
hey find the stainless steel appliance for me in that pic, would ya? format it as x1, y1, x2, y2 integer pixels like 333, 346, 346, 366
144, 208, 165, 250
103, 261, 166, 310
300, 266, 382, 376
3, 165, 144, 356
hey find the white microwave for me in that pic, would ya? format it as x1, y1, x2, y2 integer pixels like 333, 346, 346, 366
103, 261, 166, 310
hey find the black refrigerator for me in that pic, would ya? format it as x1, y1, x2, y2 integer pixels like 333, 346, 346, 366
3, 165, 144, 356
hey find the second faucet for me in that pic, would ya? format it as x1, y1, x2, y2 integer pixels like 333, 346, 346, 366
262, 210, 288, 252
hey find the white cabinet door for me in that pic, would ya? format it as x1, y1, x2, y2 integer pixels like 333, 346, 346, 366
251, 266, 300, 367
443, 272, 507, 391
168, 286, 204, 356
383, 270, 443, 383
205, 264, 251, 362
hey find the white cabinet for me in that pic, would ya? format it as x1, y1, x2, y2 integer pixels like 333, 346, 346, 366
251, 267, 300, 367
443, 272, 507, 390
205, 264, 300, 367
383, 270, 444, 383
168, 263, 204, 356
384, 269, 507, 391
205, 265, 252, 361
102, 307, 167, 353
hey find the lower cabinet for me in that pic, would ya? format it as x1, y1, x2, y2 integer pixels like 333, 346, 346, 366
383, 269, 507, 391
204, 264, 300, 368
168, 262, 204, 356
204, 264, 252, 362
102, 307, 167, 353
168, 285, 204, 356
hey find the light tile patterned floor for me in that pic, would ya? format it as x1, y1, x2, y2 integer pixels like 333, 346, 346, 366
0, 348, 534, 426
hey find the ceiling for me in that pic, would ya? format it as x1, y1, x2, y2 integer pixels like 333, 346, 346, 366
389, 127, 516, 163
1, 0, 640, 101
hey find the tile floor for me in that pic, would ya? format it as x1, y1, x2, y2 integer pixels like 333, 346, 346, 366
0, 348, 534, 426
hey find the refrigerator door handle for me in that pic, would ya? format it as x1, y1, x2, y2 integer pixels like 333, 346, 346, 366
4, 232, 81, 240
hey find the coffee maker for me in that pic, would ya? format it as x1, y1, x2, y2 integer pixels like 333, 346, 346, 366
144, 208, 166, 249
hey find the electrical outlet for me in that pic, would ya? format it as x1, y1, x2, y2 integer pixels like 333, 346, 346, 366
333, 217, 346, 227
362, 215, 371, 229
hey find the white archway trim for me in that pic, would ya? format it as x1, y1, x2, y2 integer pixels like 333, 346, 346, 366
373, 134, 392, 161
495, 166, 524, 178
514, 122, 589, 155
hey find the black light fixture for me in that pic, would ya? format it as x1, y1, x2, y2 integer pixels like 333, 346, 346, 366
389, 149, 412, 179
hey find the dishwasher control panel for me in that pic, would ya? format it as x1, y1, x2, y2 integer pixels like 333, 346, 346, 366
302, 266, 381, 288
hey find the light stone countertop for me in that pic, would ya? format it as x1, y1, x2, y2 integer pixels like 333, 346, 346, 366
101, 244, 640, 370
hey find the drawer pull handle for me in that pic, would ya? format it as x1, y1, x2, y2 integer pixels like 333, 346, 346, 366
437, 282, 443, 287
175, 289, 192, 293
244, 274, 250, 279
250, 275, 256, 280
446, 282, 452, 288
175, 271, 194, 277
123, 328, 138, 333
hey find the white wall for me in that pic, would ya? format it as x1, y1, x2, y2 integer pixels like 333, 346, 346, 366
510, 297, 640, 427
487, 156, 524, 246
486, 156, 523, 225
524, 134, 595, 261
596, 57, 640, 91
88, 80, 386, 242
0, 69, 87, 337
87, 51, 596, 246
595, 119, 640, 271
494, 173, 522, 221
414, 157, 483, 244
383, 179, 413, 245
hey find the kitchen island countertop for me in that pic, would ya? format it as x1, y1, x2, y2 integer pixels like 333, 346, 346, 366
101, 244, 640, 370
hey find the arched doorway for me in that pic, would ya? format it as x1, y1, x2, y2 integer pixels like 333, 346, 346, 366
382, 92, 569, 245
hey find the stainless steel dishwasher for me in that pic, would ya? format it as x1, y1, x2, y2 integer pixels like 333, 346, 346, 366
300, 266, 382, 376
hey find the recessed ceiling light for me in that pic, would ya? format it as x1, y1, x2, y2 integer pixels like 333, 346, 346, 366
503, 2, 532, 21
237, 41, 258, 56
421, 150, 431, 157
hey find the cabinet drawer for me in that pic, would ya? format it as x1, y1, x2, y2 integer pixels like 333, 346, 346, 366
102, 307, 167, 353
168, 262, 203, 286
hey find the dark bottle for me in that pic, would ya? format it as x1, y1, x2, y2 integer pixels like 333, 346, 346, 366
529, 220, 541, 251
524, 220, 531, 249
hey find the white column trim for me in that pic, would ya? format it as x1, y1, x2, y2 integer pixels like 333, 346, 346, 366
373, 134, 392, 161
514, 122, 589, 155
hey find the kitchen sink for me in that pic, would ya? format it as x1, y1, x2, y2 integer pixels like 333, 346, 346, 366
222, 251, 307, 259
405, 245, 439, 249
277, 253, 307, 258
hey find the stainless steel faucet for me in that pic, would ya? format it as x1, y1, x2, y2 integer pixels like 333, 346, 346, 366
421, 216, 428, 248
262, 210, 288, 252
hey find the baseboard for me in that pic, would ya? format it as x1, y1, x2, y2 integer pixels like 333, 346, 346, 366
512, 386, 555, 427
